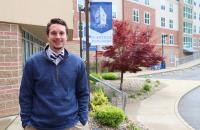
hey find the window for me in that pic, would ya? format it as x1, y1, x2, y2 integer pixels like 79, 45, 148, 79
112, 12, 117, 19
194, 25, 196, 33
194, 12, 197, 19
169, 3, 173, 12
199, 13, 200, 21
199, 27, 200, 34
161, 34, 167, 44
132, 9, 139, 22
199, 40, 200, 47
161, 17, 165, 27
184, 36, 192, 49
184, 6, 192, 19
23, 31, 45, 63
144, 12, 150, 25
169, 34, 174, 45
169, 19, 173, 29
184, 22, 192, 34
161, 5, 165, 10
194, 1, 196, 6
193, 38, 197, 47
112, 5, 117, 19
144, 0, 150, 5
184, 0, 192, 5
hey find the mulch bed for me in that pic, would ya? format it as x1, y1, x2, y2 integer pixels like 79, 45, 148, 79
89, 78, 167, 130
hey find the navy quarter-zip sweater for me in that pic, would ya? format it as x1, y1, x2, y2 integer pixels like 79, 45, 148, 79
19, 48, 89, 130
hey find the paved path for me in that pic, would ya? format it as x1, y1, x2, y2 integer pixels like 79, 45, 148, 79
126, 79, 200, 130
179, 86, 200, 130
149, 65, 200, 80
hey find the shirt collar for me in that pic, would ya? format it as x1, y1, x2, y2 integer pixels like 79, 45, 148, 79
48, 46, 65, 56
46, 46, 65, 62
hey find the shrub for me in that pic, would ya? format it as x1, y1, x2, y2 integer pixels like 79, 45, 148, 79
129, 94, 136, 99
145, 78, 151, 83
90, 80, 97, 92
155, 80, 160, 87
127, 123, 140, 130
90, 89, 109, 111
94, 105, 125, 128
101, 73, 119, 80
90, 82, 104, 93
90, 73, 102, 80
143, 83, 152, 92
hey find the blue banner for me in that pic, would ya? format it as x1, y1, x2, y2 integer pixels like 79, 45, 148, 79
89, 2, 113, 46
82, 41, 97, 51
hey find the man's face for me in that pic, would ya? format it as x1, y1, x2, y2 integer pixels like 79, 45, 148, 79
47, 24, 67, 53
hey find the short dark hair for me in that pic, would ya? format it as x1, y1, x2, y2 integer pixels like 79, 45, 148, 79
46, 18, 68, 35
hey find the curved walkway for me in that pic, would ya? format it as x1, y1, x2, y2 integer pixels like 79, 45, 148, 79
179, 86, 200, 130
126, 79, 200, 130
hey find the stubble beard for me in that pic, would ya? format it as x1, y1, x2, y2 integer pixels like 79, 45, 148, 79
53, 46, 63, 52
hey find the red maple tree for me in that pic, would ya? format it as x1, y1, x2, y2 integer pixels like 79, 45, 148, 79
102, 20, 163, 90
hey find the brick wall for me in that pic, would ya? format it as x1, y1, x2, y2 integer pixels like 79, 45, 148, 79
0, 23, 22, 117
124, 0, 156, 29
65, 40, 80, 56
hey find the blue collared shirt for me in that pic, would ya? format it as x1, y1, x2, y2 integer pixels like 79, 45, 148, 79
46, 47, 65, 65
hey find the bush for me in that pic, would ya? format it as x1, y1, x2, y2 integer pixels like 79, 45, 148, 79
90, 81, 104, 93
127, 123, 140, 130
90, 89, 109, 111
155, 80, 160, 87
101, 73, 119, 80
94, 105, 125, 128
145, 78, 151, 83
143, 83, 152, 92
90, 80, 97, 92
90, 73, 102, 80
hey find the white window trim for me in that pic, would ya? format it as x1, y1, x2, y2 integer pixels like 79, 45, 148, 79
198, 40, 200, 47
169, 19, 173, 29
132, 9, 140, 23
161, 17, 165, 27
161, 33, 167, 45
144, 0, 150, 5
169, 34, 174, 45
169, 3, 173, 12
144, 12, 150, 25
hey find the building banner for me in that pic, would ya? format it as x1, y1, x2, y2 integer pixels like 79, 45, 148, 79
90, 2, 112, 45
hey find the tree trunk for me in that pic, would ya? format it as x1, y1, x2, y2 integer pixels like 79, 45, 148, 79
120, 71, 124, 90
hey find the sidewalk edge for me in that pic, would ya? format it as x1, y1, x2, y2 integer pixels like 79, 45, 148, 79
174, 86, 199, 130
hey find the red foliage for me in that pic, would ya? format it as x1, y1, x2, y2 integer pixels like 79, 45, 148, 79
102, 20, 162, 90
102, 20, 163, 74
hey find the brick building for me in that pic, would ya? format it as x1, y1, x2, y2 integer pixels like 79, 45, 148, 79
73, 0, 200, 67
0, 0, 73, 117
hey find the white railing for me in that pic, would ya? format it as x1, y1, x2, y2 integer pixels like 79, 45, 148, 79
90, 75, 127, 112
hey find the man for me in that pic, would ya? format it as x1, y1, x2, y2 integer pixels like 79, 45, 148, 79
19, 18, 89, 130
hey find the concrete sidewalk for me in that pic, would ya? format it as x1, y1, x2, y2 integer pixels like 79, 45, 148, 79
126, 79, 199, 130
125, 58, 200, 77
